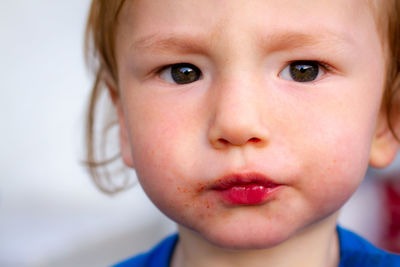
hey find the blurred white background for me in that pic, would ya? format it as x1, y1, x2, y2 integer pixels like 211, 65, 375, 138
0, 1, 399, 267
0, 1, 176, 266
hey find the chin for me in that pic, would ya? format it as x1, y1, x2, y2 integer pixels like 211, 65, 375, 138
205, 229, 290, 250
194, 219, 295, 250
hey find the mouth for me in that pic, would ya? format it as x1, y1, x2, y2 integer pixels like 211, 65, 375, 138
211, 173, 282, 205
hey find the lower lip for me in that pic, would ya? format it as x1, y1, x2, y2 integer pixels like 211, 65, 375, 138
218, 184, 280, 205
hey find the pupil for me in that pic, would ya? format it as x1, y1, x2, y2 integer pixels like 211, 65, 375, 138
289, 61, 319, 82
171, 63, 201, 84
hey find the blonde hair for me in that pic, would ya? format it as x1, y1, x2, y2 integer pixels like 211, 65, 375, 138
84, 0, 400, 193
85, 0, 127, 193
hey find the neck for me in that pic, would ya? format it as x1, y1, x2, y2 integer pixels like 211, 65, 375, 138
171, 213, 340, 267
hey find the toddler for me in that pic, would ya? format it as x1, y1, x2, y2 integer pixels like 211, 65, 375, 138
85, 0, 400, 266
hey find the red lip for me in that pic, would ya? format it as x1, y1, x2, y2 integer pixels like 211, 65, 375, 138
211, 173, 281, 205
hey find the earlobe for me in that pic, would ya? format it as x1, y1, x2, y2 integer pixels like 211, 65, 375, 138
369, 113, 399, 168
103, 72, 135, 168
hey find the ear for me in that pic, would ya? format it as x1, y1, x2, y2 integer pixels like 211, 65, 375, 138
369, 111, 399, 168
103, 72, 135, 168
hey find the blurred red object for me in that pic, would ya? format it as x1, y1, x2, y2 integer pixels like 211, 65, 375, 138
381, 176, 400, 253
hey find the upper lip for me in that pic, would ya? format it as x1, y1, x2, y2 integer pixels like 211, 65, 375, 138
210, 172, 279, 190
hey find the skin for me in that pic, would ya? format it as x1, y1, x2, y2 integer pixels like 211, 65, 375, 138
108, 0, 399, 266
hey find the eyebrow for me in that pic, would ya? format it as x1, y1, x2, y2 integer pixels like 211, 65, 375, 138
260, 30, 354, 52
130, 30, 354, 54
131, 33, 208, 54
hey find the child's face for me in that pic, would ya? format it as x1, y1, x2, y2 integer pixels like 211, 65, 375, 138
114, 0, 386, 248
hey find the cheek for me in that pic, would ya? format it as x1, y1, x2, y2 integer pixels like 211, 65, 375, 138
121, 97, 205, 207
288, 86, 380, 214
134, 163, 218, 226
300, 125, 373, 215
125, 118, 220, 226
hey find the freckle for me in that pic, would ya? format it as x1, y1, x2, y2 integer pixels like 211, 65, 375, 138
222, 210, 233, 219
177, 186, 181, 192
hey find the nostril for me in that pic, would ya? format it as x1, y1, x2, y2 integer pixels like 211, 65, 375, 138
216, 137, 262, 146
218, 138, 230, 145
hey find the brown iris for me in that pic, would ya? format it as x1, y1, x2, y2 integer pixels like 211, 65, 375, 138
171, 63, 201, 84
289, 61, 319, 82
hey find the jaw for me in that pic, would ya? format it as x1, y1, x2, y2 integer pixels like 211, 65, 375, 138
174, 212, 340, 267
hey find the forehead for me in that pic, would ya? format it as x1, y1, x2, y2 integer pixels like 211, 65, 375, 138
116, 0, 382, 60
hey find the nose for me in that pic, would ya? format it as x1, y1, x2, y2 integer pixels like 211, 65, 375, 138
208, 78, 270, 150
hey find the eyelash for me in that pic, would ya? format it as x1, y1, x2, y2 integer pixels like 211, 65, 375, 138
302, 60, 332, 73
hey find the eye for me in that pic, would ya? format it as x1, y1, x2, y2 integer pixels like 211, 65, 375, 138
280, 61, 324, 82
159, 63, 202, 84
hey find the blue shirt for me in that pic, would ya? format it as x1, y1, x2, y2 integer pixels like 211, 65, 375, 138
114, 226, 400, 267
